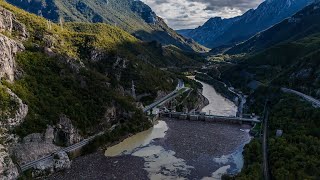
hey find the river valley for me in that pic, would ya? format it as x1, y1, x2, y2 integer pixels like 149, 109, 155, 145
50, 81, 252, 180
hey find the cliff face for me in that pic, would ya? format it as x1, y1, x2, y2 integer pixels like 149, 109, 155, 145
0, 88, 28, 180
0, 6, 27, 82
0, 6, 29, 179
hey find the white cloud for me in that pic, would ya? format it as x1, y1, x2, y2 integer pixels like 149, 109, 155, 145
140, 0, 263, 29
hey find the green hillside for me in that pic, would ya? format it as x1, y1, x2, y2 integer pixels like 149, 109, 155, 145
0, 0, 193, 137
222, 32, 320, 99
5, 0, 207, 52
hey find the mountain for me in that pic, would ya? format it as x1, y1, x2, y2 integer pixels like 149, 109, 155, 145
223, 31, 320, 100
227, 2, 320, 54
179, 0, 313, 49
0, 1, 205, 178
5, 0, 207, 52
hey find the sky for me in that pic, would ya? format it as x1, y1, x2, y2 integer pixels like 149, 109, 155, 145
141, 0, 264, 30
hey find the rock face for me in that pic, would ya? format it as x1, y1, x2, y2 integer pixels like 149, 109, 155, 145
53, 151, 71, 171
0, 88, 28, 180
0, 144, 19, 180
5, 88, 28, 128
54, 115, 82, 146
0, 6, 27, 82
11, 126, 60, 165
0, 34, 24, 82
32, 151, 71, 178
0, 6, 28, 39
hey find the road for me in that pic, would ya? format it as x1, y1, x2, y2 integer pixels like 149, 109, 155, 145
281, 88, 320, 108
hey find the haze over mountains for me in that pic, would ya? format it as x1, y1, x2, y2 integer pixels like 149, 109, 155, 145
5, 0, 206, 52
178, 0, 314, 49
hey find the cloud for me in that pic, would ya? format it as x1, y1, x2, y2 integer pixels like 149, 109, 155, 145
140, 0, 263, 29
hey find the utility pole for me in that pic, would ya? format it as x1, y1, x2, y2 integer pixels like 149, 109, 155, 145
131, 80, 136, 100
59, 17, 64, 29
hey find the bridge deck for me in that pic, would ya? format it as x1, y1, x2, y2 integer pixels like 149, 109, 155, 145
161, 112, 260, 123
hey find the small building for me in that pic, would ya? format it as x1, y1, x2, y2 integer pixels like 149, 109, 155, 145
276, 130, 283, 137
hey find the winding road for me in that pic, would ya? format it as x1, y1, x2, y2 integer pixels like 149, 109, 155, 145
281, 88, 320, 108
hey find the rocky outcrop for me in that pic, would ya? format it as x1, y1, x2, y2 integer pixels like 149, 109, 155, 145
0, 88, 28, 180
0, 6, 28, 39
0, 144, 19, 180
32, 151, 71, 178
4, 88, 28, 128
0, 6, 28, 82
54, 115, 82, 146
11, 126, 60, 165
0, 34, 25, 82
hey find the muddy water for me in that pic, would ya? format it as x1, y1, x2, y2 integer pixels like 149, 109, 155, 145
104, 81, 251, 180
199, 81, 237, 116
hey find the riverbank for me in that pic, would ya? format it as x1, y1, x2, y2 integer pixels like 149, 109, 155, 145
48, 152, 148, 180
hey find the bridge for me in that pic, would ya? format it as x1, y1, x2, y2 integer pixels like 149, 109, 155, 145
281, 88, 320, 108
143, 80, 190, 113
160, 112, 260, 125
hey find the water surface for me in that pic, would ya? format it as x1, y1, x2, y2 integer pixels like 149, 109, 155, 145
104, 80, 251, 179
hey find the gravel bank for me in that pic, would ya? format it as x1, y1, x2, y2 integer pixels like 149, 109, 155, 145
48, 152, 148, 180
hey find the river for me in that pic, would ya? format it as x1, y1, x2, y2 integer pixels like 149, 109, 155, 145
50, 81, 251, 180
104, 81, 251, 179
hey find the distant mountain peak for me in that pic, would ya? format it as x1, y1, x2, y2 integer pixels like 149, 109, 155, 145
182, 0, 313, 49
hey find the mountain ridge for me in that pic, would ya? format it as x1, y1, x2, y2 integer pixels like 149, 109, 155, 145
227, 1, 320, 54
179, 0, 313, 49
5, 0, 207, 52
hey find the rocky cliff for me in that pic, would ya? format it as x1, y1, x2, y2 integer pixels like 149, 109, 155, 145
0, 6, 27, 82
0, 88, 28, 180
0, 6, 29, 179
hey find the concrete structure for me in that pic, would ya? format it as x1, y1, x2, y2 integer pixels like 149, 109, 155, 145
160, 112, 261, 125
143, 80, 189, 113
